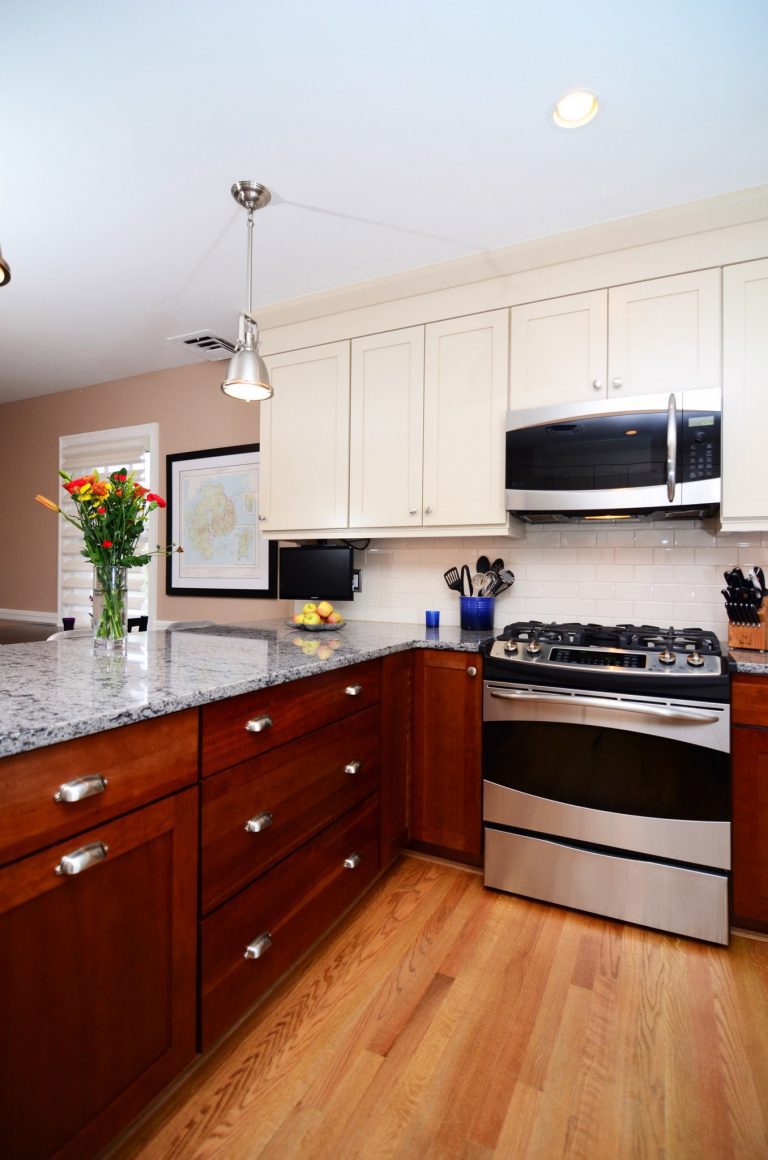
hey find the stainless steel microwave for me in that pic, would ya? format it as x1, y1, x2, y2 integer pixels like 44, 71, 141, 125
505, 389, 721, 522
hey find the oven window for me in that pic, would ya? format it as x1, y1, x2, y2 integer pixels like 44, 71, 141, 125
506, 410, 676, 492
484, 721, 729, 822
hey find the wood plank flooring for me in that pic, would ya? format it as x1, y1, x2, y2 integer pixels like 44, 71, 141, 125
111, 855, 768, 1160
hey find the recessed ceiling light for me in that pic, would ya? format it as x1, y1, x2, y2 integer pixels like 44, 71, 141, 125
552, 90, 599, 128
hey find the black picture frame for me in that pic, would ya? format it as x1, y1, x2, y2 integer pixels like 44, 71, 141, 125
165, 443, 277, 598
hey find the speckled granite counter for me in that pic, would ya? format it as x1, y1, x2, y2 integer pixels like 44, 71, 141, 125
728, 648, 768, 675
0, 621, 489, 759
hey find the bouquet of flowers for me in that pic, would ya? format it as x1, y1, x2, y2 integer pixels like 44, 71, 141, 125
36, 468, 181, 642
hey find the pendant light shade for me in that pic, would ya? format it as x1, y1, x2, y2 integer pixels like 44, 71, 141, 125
221, 323, 272, 401
221, 180, 273, 402
0, 244, 11, 287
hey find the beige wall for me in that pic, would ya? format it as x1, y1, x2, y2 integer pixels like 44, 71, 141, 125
0, 360, 288, 622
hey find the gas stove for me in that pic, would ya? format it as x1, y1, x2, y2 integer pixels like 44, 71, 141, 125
481, 620, 729, 701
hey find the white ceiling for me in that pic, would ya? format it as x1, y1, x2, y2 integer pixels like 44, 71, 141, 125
2, 0, 768, 404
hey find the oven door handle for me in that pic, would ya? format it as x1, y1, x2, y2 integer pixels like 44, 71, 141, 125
488, 688, 721, 724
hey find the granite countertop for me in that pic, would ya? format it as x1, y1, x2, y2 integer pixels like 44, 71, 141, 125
0, 621, 489, 759
727, 648, 768, 675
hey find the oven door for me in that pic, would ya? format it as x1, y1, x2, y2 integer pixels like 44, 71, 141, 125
483, 680, 730, 870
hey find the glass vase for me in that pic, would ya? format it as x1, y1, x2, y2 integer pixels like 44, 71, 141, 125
92, 566, 128, 652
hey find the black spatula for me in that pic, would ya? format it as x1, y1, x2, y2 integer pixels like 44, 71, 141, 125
444, 566, 462, 592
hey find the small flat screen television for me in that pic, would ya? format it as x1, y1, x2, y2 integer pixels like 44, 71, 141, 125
278, 545, 354, 601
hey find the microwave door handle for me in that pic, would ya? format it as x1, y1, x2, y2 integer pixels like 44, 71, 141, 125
488, 688, 719, 724
666, 393, 677, 502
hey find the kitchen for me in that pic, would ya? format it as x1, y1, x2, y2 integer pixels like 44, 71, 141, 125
3, 2, 768, 1157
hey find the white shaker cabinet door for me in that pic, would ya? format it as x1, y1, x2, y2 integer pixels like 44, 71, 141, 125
608, 269, 721, 396
509, 290, 607, 407
422, 310, 509, 527
721, 258, 768, 529
259, 342, 350, 532
349, 327, 425, 528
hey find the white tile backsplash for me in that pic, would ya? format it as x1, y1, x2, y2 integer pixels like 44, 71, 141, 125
330, 523, 768, 638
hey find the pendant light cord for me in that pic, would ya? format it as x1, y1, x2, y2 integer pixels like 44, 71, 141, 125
245, 211, 254, 320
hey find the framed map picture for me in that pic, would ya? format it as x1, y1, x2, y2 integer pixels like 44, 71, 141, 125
165, 444, 277, 598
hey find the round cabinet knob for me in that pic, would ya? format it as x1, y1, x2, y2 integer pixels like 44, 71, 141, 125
612, 377, 623, 389
258, 514, 267, 521
343, 853, 362, 870
344, 760, 361, 776
424, 506, 433, 515
592, 379, 603, 391
467, 666, 477, 677
409, 507, 418, 515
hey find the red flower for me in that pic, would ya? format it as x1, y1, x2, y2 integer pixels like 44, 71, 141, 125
114, 489, 122, 496
147, 493, 167, 508
102, 540, 113, 548
97, 506, 106, 514
133, 483, 148, 497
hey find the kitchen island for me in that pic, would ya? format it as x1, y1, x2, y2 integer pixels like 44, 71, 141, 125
0, 619, 487, 1159
0, 620, 487, 759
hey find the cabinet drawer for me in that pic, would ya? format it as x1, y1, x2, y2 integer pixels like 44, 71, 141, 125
200, 795, 379, 1050
0, 710, 199, 867
200, 660, 381, 776
732, 674, 768, 727
202, 706, 380, 914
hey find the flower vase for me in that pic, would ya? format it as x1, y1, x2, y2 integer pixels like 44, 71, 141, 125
92, 566, 128, 652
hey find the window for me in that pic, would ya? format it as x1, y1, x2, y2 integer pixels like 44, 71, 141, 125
58, 424, 160, 627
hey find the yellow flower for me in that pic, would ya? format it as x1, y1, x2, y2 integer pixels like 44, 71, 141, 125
35, 494, 60, 513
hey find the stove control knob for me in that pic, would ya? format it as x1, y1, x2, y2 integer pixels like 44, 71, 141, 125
503, 640, 518, 654
658, 648, 676, 665
687, 651, 705, 668
525, 636, 542, 656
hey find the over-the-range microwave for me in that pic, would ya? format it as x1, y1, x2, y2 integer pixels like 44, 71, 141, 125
505, 388, 721, 523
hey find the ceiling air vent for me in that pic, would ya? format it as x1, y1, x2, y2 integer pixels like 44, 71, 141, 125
167, 330, 237, 362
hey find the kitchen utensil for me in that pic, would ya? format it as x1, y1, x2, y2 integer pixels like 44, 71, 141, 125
755, 566, 766, 594
496, 567, 515, 588
490, 558, 504, 572
444, 567, 462, 592
461, 565, 473, 596
477, 572, 497, 596
476, 555, 491, 574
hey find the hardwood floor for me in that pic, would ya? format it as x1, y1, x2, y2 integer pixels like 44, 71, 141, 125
111, 855, 768, 1160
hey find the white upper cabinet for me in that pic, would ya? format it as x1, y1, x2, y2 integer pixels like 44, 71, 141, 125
510, 290, 607, 407
509, 270, 721, 407
349, 327, 425, 528
608, 269, 721, 397
259, 342, 350, 532
721, 258, 768, 530
422, 310, 509, 528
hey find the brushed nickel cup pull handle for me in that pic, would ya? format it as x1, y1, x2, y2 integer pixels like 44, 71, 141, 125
53, 774, 109, 803
343, 853, 362, 870
55, 841, 109, 876
244, 811, 273, 833
344, 760, 361, 776
245, 714, 273, 733
345, 684, 363, 697
244, 932, 273, 960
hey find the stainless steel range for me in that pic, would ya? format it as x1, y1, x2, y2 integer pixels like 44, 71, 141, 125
481, 621, 731, 944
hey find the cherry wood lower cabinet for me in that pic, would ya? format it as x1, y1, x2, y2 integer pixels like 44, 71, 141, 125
201, 795, 380, 1050
411, 649, 483, 864
732, 674, 768, 930
0, 788, 198, 1160
380, 650, 414, 866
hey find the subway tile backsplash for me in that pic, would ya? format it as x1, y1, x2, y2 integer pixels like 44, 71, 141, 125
334, 524, 768, 640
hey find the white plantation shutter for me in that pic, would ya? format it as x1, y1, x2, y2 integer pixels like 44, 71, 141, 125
58, 424, 159, 628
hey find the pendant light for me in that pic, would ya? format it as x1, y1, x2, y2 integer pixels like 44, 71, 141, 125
0, 244, 10, 286
221, 180, 273, 402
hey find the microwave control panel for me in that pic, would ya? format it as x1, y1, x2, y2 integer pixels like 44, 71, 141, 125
682, 413, 720, 482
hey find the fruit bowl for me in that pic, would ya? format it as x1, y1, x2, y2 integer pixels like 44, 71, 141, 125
287, 619, 345, 632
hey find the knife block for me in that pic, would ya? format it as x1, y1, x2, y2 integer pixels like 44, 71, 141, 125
728, 603, 768, 651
